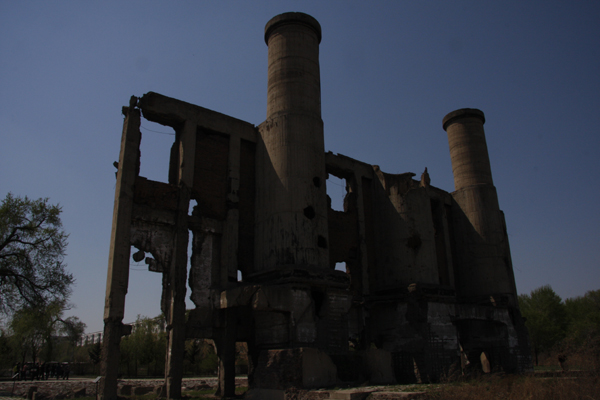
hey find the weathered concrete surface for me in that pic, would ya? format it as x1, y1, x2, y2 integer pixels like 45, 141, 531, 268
164, 186, 191, 399
444, 108, 518, 305
361, 349, 396, 385
255, 12, 329, 272
101, 11, 531, 398
100, 98, 141, 400
252, 348, 338, 390
329, 389, 376, 400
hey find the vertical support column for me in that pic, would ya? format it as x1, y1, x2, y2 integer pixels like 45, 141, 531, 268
351, 172, 371, 348
255, 12, 329, 271
165, 120, 196, 399
215, 310, 237, 398
165, 189, 189, 399
222, 135, 241, 283
349, 173, 370, 298
100, 97, 140, 400
217, 136, 240, 398
439, 202, 456, 288
178, 120, 196, 185
443, 108, 516, 304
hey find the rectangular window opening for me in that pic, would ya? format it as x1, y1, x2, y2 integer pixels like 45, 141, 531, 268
335, 262, 347, 273
137, 118, 176, 183
327, 175, 347, 212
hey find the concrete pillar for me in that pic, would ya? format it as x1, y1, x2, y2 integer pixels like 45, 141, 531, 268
222, 135, 241, 282
100, 98, 140, 400
443, 109, 516, 303
164, 189, 189, 400
255, 12, 329, 271
215, 310, 237, 398
165, 120, 195, 399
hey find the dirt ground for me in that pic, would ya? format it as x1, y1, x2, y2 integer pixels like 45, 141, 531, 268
0, 377, 233, 399
0, 377, 431, 400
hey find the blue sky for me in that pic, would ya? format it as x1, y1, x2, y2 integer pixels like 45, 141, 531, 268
1, 1, 598, 333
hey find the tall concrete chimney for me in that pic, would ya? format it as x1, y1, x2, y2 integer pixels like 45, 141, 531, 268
443, 108, 517, 304
254, 12, 329, 272
444, 108, 493, 190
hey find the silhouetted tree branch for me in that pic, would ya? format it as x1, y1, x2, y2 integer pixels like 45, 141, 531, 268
0, 193, 73, 315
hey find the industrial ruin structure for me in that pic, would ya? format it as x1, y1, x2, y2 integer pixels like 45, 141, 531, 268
100, 12, 531, 399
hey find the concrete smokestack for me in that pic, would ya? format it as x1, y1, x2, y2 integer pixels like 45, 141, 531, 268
443, 108, 517, 304
443, 108, 493, 190
255, 12, 329, 272
264, 12, 322, 118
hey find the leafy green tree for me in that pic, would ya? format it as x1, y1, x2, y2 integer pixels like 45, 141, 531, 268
0, 328, 14, 371
7, 300, 85, 364
185, 339, 202, 366
564, 290, 600, 371
119, 330, 136, 376
132, 315, 164, 376
88, 342, 102, 365
58, 315, 86, 361
565, 290, 600, 343
184, 339, 218, 376
9, 305, 49, 364
198, 342, 218, 376
0, 193, 73, 314
61, 316, 86, 347
184, 339, 214, 375
119, 315, 166, 377
519, 285, 568, 365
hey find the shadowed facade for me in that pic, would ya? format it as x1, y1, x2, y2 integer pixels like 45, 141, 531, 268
100, 12, 531, 400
